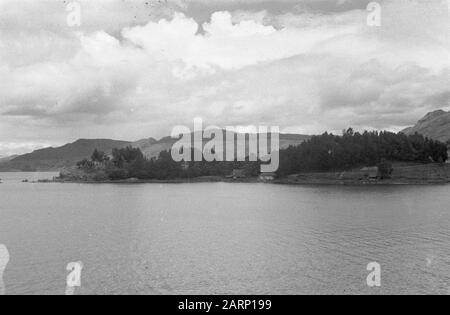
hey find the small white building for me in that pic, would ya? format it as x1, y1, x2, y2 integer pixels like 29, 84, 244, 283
361, 167, 379, 179
227, 169, 246, 179
259, 172, 277, 181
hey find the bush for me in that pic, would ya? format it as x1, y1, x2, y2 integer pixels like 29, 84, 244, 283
112, 146, 144, 168
77, 159, 94, 169
107, 168, 129, 180
92, 171, 109, 181
378, 160, 393, 179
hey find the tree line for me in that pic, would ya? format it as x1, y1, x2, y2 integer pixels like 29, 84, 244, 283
76, 147, 260, 180
75, 129, 448, 180
277, 129, 448, 176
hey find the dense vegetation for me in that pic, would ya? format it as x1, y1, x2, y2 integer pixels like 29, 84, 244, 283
76, 147, 260, 180
74, 130, 448, 181
278, 129, 448, 176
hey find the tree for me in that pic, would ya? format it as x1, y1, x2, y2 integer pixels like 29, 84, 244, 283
77, 159, 94, 169
91, 149, 108, 163
377, 159, 393, 179
112, 146, 144, 168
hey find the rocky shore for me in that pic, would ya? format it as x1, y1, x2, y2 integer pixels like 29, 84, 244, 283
276, 163, 450, 186
37, 163, 450, 186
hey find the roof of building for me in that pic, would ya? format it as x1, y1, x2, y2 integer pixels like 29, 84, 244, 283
361, 167, 379, 172
260, 172, 277, 176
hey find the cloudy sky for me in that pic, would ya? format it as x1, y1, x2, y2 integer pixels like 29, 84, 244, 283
0, 0, 449, 156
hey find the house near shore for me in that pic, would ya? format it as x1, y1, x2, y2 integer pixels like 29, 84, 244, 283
259, 172, 277, 182
360, 167, 379, 180
230, 169, 246, 179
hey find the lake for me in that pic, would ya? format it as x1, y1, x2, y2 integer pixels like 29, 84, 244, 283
0, 172, 449, 295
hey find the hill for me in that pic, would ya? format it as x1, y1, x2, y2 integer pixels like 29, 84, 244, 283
0, 133, 311, 171
0, 155, 18, 163
402, 110, 450, 143
133, 133, 311, 159
131, 137, 174, 159
0, 139, 131, 171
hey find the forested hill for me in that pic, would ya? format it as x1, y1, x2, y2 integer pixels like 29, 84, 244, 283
0, 139, 132, 171
277, 129, 448, 176
62, 129, 449, 182
0, 133, 310, 171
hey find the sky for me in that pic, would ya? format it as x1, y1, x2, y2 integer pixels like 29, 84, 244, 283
0, 0, 449, 156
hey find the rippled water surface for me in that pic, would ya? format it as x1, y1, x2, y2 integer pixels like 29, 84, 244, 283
0, 172, 449, 295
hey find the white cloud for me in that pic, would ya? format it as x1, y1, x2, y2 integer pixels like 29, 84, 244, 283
0, 0, 448, 155
122, 11, 357, 72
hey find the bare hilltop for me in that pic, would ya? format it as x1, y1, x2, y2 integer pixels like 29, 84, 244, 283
402, 110, 450, 143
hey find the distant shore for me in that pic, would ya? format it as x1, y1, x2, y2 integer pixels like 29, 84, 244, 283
39, 177, 450, 186
34, 163, 450, 186
274, 177, 450, 186
39, 176, 260, 185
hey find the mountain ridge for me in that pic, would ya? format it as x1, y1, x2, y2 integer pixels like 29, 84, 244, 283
0, 155, 18, 163
401, 109, 450, 143
0, 133, 311, 171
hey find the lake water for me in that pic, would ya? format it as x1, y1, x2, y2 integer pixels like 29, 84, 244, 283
0, 172, 449, 295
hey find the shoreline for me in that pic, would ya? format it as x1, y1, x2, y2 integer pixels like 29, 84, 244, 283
15, 163, 450, 186
36, 175, 450, 186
